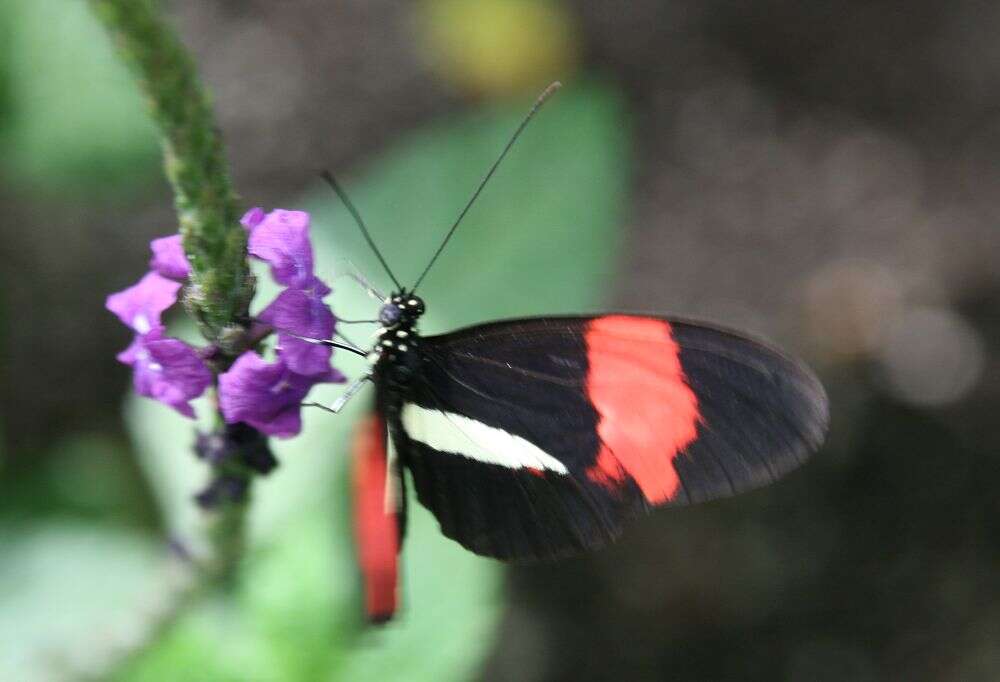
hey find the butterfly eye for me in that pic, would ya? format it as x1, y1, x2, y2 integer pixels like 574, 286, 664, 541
379, 303, 402, 325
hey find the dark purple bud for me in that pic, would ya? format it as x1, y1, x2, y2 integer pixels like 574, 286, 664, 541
195, 422, 278, 474
194, 475, 249, 509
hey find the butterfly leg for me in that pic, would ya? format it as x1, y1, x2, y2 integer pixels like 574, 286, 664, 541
304, 374, 372, 414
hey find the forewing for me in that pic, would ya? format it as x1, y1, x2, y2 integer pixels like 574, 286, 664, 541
395, 315, 827, 561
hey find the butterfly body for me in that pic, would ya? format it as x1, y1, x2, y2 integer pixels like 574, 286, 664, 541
353, 295, 829, 621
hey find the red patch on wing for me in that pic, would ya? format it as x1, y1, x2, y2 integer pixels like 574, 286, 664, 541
353, 413, 399, 622
583, 316, 700, 503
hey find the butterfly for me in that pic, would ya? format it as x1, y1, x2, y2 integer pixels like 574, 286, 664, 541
314, 83, 828, 622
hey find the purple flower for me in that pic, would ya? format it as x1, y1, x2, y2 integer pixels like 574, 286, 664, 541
149, 235, 191, 280
247, 209, 317, 289
117, 328, 212, 418
106, 272, 182, 334
109, 207, 346, 430
107, 269, 208, 417
258, 287, 338, 376
218, 353, 344, 437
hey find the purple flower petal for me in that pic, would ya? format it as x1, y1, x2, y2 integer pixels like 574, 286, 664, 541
311, 365, 348, 383
258, 287, 338, 376
106, 272, 182, 334
117, 328, 212, 418
115, 335, 144, 365
273, 336, 334, 377
218, 353, 340, 438
241, 207, 266, 232
259, 288, 334, 338
306, 277, 332, 298
247, 210, 315, 288
149, 235, 191, 280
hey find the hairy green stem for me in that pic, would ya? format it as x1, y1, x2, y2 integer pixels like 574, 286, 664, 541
89, 0, 254, 571
81, 3, 259, 675
89, 0, 253, 340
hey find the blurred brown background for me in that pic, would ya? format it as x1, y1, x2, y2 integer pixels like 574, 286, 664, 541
2, 1, 999, 680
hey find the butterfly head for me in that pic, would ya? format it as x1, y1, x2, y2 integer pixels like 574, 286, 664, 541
379, 292, 425, 329
374, 291, 425, 377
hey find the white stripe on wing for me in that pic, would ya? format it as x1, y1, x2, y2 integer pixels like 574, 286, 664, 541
400, 403, 569, 474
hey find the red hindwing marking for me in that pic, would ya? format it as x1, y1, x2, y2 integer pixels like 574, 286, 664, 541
583, 316, 701, 503
353, 414, 399, 622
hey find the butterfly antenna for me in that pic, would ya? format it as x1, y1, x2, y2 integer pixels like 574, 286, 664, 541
410, 81, 562, 292
320, 170, 402, 292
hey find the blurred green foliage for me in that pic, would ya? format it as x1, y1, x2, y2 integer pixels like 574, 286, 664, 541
0, 523, 161, 678
0, 0, 158, 195
0, 81, 629, 680
0, 432, 156, 527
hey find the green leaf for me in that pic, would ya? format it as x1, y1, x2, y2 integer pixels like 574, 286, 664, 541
0, 0, 158, 195
124, 79, 629, 681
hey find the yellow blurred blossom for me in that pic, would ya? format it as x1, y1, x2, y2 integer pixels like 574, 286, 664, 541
415, 0, 580, 97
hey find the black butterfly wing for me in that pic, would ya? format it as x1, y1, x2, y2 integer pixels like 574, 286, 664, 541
389, 315, 828, 562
